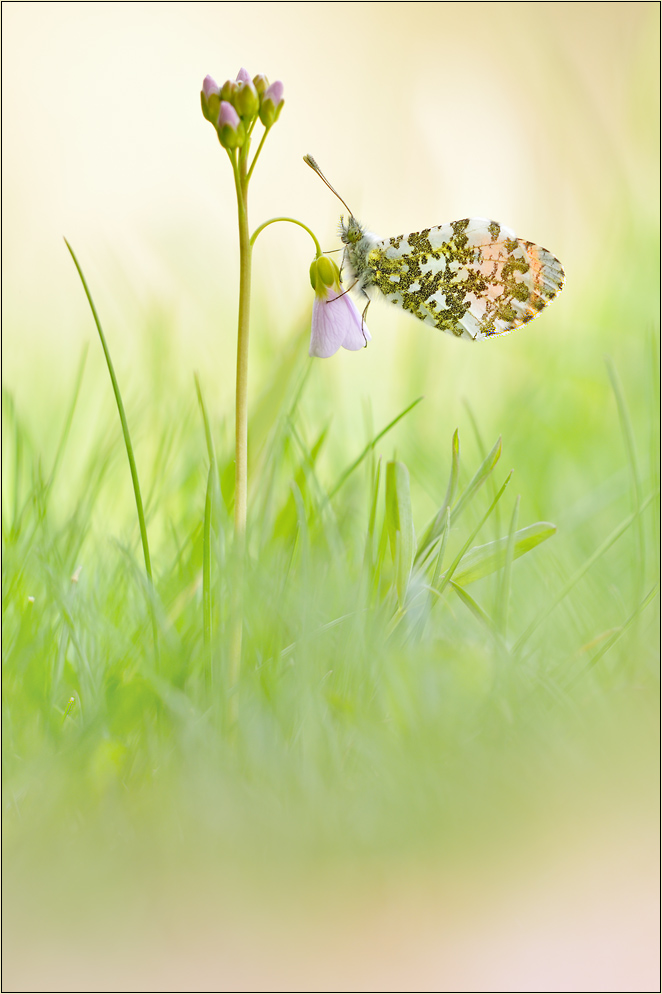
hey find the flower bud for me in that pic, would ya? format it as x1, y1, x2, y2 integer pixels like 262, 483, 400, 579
202, 75, 220, 100
234, 79, 260, 120
217, 100, 246, 149
235, 67, 252, 83
200, 74, 221, 122
220, 79, 237, 103
259, 80, 284, 128
309, 255, 339, 293
253, 74, 269, 96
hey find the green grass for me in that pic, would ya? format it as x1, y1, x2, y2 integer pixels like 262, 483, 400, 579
2, 240, 659, 916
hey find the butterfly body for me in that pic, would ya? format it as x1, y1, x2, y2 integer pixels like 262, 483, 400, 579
339, 215, 564, 341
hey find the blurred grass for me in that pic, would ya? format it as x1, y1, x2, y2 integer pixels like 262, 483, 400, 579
3, 214, 658, 910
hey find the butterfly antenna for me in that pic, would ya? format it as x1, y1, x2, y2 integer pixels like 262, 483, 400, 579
303, 154, 354, 216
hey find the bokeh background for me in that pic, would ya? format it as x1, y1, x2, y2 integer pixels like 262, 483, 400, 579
3, 2, 658, 421
3, 3, 659, 990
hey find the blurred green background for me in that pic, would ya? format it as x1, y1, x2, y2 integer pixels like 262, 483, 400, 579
3, 3, 659, 990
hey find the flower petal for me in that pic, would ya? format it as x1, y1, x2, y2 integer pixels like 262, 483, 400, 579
309, 295, 348, 357
309, 286, 371, 358
337, 293, 371, 351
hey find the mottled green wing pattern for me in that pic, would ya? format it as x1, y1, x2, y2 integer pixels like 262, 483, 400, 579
366, 218, 564, 340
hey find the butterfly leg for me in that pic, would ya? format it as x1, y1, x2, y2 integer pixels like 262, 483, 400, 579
325, 279, 358, 301
361, 301, 370, 347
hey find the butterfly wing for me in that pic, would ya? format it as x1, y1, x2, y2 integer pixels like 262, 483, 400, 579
365, 218, 564, 340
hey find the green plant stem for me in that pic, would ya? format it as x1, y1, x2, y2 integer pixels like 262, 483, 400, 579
226, 148, 328, 714
231, 150, 252, 539
228, 145, 253, 715
250, 217, 321, 255
246, 126, 270, 184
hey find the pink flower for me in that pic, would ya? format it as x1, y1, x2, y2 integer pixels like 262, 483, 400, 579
236, 67, 252, 83
309, 256, 371, 358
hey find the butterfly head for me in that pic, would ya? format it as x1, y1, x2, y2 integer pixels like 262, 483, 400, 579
339, 215, 364, 246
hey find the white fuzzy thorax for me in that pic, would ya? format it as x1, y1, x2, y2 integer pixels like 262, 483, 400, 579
339, 217, 381, 300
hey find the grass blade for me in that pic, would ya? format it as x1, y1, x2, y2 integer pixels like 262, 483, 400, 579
65, 239, 158, 664
416, 427, 460, 564
450, 435, 502, 525
464, 400, 501, 540
452, 519, 555, 587
496, 496, 520, 636
328, 396, 423, 500
64, 239, 153, 584
203, 465, 213, 652
195, 375, 223, 684
605, 355, 645, 600
435, 471, 513, 598
450, 581, 499, 638
194, 372, 217, 466
566, 584, 659, 686
513, 490, 657, 653
45, 344, 89, 494
414, 506, 451, 641
363, 458, 382, 588
385, 460, 415, 607
3, 390, 24, 540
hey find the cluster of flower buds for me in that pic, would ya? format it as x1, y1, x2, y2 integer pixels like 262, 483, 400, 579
201, 68, 284, 150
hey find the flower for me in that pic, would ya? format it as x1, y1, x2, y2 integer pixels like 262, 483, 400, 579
309, 256, 371, 358
235, 67, 252, 83
259, 80, 284, 127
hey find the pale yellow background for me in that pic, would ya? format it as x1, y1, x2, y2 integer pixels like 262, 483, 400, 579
3, 2, 658, 423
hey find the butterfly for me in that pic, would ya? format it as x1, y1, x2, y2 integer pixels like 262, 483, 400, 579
304, 155, 564, 341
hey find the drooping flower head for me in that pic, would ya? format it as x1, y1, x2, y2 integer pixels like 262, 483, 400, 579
309, 256, 371, 358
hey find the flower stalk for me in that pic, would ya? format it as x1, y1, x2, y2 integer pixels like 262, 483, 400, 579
202, 70, 286, 538
202, 68, 288, 709
231, 145, 252, 537
201, 71, 365, 709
